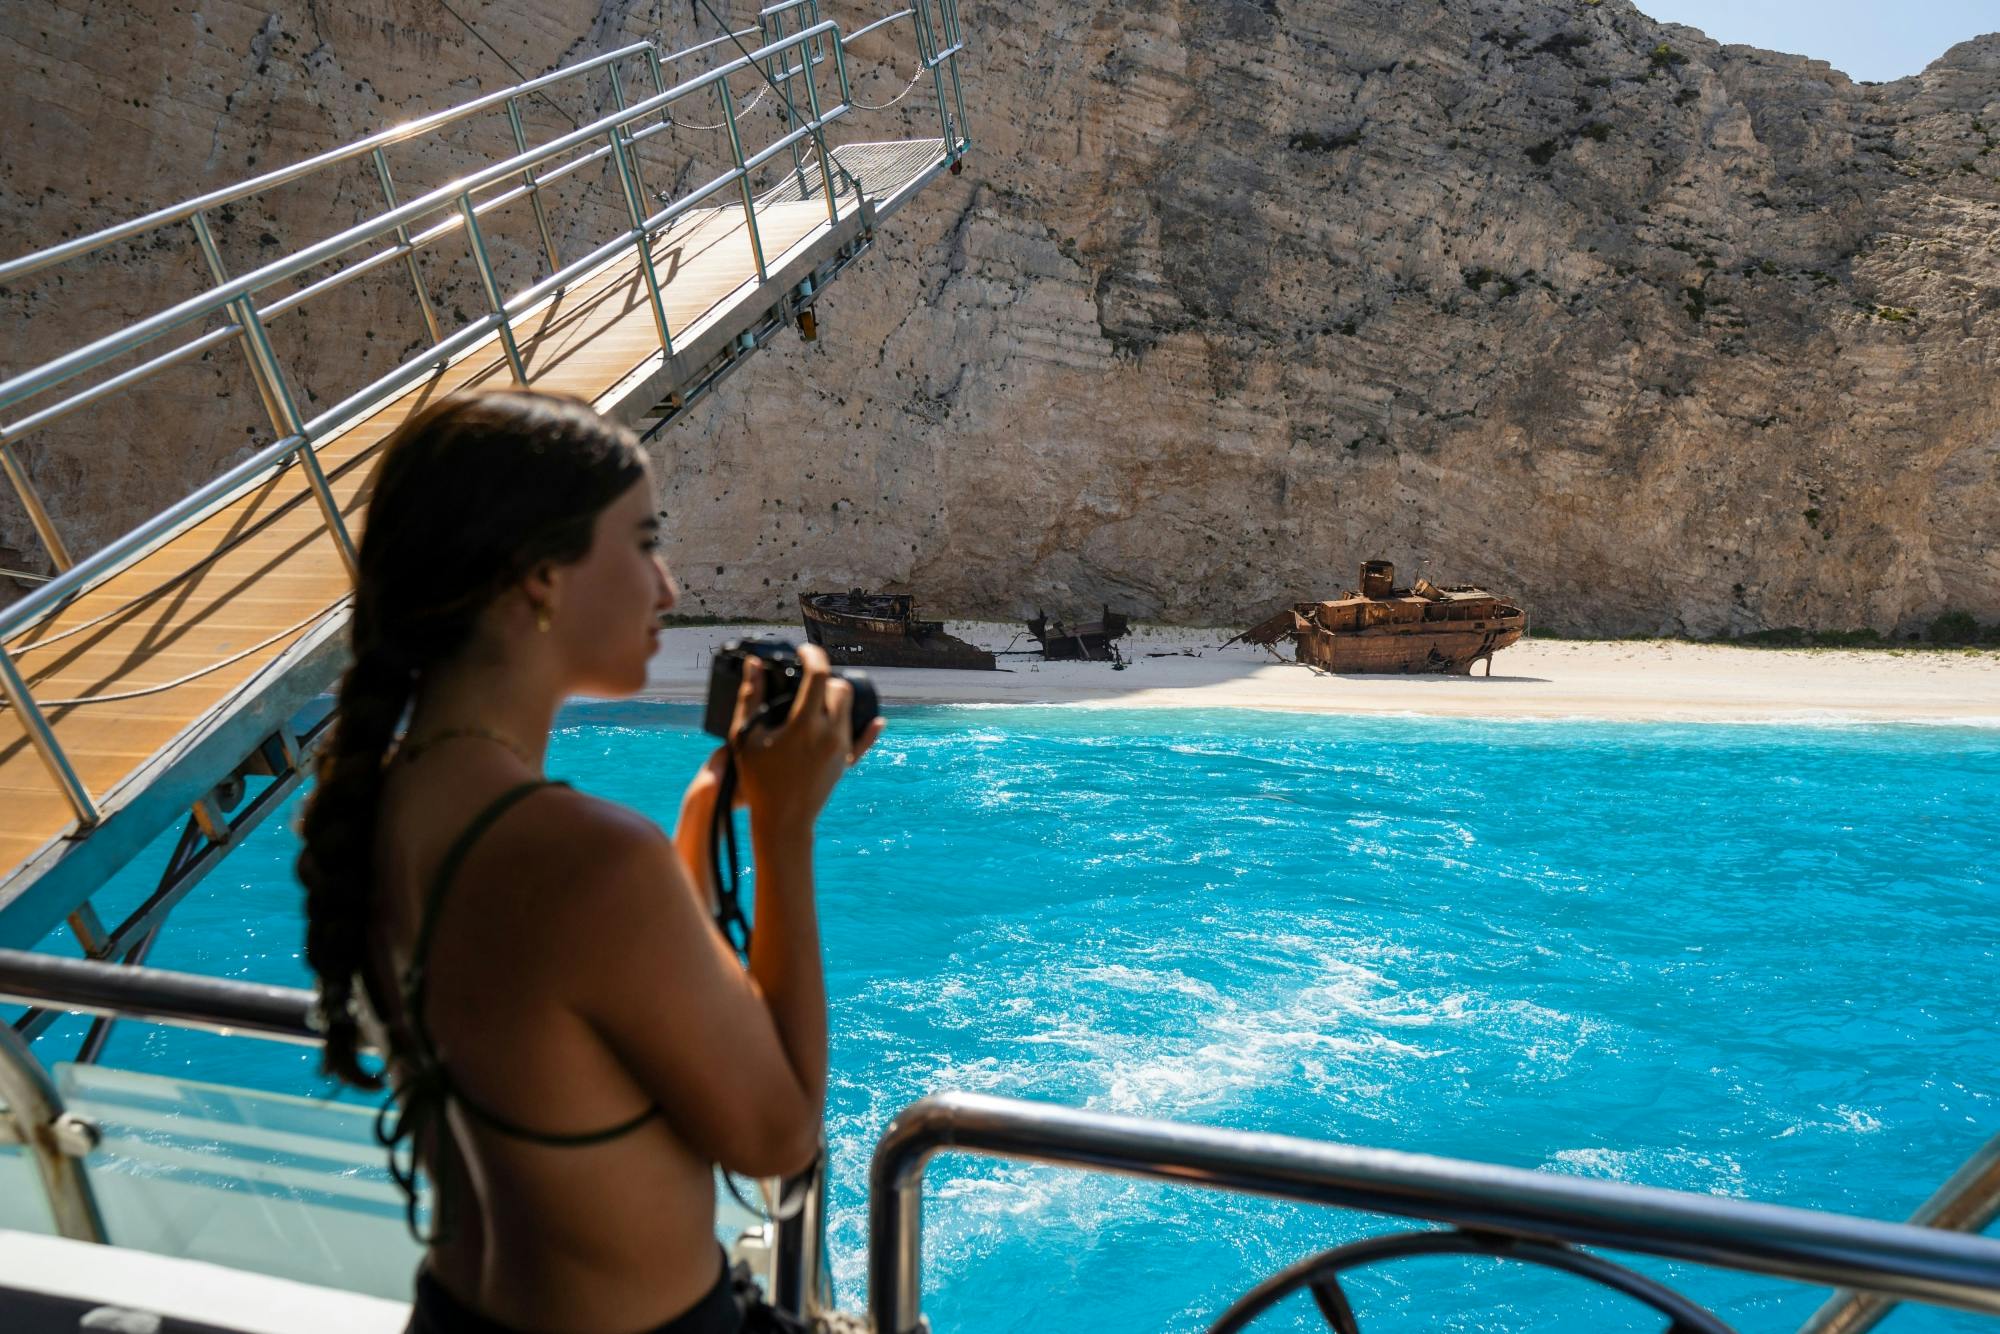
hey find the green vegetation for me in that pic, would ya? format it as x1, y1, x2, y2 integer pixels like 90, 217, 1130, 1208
1682, 284, 1708, 322
1874, 305, 1916, 322
1651, 43, 1688, 70
1927, 611, 1987, 644
1526, 138, 1561, 166
1802, 507, 1821, 528
1579, 121, 1613, 143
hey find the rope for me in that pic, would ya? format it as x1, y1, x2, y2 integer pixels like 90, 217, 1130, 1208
852, 66, 926, 111
5, 470, 342, 656
663, 85, 767, 132
0, 603, 346, 709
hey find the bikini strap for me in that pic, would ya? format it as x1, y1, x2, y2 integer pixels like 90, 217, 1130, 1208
397, 778, 662, 1149
402, 780, 562, 1008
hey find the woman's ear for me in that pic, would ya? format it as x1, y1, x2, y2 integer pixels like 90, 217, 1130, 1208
521, 560, 562, 623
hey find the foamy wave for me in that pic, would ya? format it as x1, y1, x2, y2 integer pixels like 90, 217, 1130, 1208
1546, 1145, 1749, 1197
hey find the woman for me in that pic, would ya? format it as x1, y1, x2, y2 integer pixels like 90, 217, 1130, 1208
297, 390, 879, 1333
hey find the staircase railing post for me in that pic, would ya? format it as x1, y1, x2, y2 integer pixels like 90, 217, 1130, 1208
458, 194, 530, 384
0, 440, 73, 572
187, 212, 291, 439
643, 44, 672, 121
941, 0, 969, 151
796, 30, 844, 224
719, 82, 770, 284
0, 647, 98, 827
605, 63, 651, 206
366, 151, 446, 344
760, 13, 817, 203
603, 137, 676, 356
500, 103, 563, 277
224, 293, 361, 579
912, 0, 954, 150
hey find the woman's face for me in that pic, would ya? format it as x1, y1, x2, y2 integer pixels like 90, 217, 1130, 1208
552, 473, 677, 696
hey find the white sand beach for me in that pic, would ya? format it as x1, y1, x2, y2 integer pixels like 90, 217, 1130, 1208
643, 624, 2000, 725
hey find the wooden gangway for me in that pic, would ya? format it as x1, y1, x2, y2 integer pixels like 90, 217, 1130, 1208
0, 4, 968, 957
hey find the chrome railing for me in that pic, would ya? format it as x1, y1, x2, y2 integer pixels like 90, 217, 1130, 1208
868, 1092, 2000, 1334
1800, 1132, 2000, 1334
9, 948, 1997, 1330
0, 947, 826, 1316
0, 3, 970, 831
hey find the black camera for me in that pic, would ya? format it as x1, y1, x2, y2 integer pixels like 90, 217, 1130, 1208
702, 637, 879, 741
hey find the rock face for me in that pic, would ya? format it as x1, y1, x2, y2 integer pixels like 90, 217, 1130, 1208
5, 0, 2000, 634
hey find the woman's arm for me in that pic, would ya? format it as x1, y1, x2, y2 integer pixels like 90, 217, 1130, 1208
577, 647, 877, 1176
671, 751, 726, 910
670, 754, 826, 1116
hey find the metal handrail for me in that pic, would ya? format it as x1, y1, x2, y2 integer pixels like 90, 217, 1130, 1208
0, 20, 850, 418
868, 1092, 2000, 1334
0, 40, 659, 286
0, 948, 324, 1048
0, 14, 916, 826
1800, 1132, 2000, 1334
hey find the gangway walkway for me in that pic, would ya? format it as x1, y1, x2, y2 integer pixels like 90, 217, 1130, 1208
0, 2, 969, 964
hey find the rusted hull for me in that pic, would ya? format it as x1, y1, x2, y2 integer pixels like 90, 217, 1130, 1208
800, 593, 998, 671
1233, 562, 1526, 676
1295, 618, 1525, 674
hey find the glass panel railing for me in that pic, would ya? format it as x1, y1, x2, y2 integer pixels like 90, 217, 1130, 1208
56, 1062, 418, 1298
0, 1140, 55, 1234
52, 1062, 778, 1300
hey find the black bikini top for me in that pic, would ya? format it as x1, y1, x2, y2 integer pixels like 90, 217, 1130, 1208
376, 779, 662, 1241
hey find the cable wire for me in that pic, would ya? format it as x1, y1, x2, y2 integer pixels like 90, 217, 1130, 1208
435, 0, 583, 130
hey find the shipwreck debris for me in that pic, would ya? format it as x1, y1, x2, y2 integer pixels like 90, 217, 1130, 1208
1231, 560, 1525, 675
799, 589, 997, 670
1025, 605, 1131, 662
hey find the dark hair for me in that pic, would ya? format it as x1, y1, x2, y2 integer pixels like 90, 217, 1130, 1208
297, 391, 647, 1088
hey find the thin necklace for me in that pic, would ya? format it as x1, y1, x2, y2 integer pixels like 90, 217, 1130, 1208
394, 725, 539, 771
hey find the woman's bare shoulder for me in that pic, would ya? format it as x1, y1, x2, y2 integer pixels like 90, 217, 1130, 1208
523, 784, 670, 857
514, 785, 686, 905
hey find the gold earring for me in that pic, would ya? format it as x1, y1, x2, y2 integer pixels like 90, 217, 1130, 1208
535, 606, 552, 634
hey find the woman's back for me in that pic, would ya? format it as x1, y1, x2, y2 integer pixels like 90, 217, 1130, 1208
372, 760, 723, 1331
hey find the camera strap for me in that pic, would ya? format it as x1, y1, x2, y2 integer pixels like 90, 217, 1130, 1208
704, 703, 819, 1228
705, 695, 792, 960
708, 753, 751, 958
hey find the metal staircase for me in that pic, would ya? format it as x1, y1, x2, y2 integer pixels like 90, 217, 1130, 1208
0, 3, 969, 967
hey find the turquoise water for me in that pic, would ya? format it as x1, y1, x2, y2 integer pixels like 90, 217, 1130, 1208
44, 706, 2000, 1331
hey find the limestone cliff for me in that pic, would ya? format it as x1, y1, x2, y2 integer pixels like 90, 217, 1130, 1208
5, 0, 1999, 634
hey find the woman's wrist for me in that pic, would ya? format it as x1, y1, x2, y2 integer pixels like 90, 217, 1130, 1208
748, 813, 815, 865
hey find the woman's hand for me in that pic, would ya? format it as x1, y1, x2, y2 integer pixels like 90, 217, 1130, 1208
729, 646, 885, 834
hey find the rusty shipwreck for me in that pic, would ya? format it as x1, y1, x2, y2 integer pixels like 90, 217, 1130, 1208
799, 590, 998, 670
1025, 606, 1131, 661
1233, 561, 1525, 675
